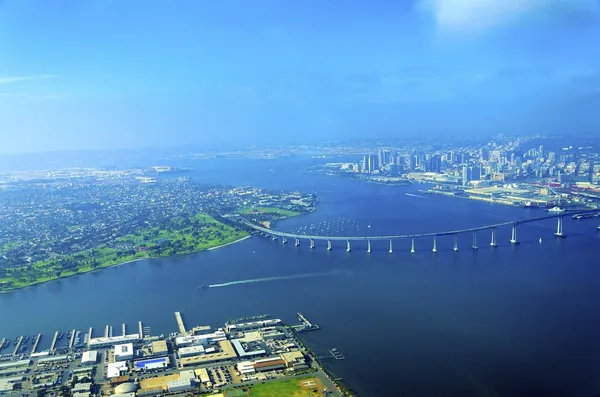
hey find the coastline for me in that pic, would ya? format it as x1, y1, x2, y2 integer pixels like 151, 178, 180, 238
207, 235, 252, 251
1, 234, 252, 293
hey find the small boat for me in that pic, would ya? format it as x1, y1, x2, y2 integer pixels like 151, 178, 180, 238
367, 223, 371, 228
547, 206, 565, 213
539, 238, 542, 244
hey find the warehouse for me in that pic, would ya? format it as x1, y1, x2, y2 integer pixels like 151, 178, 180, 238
236, 361, 255, 375
179, 341, 236, 367
0, 360, 30, 370
194, 368, 211, 385
114, 343, 134, 361
151, 340, 168, 356
134, 357, 170, 371
81, 351, 98, 364
174, 330, 226, 347
231, 339, 266, 358
107, 361, 128, 379
253, 357, 286, 372
167, 378, 193, 393
178, 345, 205, 357
88, 334, 140, 348
226, 319, 281, 333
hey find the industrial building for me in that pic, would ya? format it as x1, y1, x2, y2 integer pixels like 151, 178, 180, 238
236, 361, 255, 375
174, 330, 226, 347
194, 368, 211, 385
252, 357, 287, 372
134, 357, 170, 371
178, 345, 205, 357
225, 319, 281, 333
231, 339, 266, 358
179, 340, 237, 367
259, 328, 286, 340
167, 378, 193, 393
114, 343, 134, 361
281, 351, 308, 370
107, 361, 128, 379
150, 340, 168, 356
0, 360, 30, 371
88, 334, 140, 348
81, 350, 98, 364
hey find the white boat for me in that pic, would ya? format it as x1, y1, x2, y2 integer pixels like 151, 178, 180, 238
548, 206, 565, 213
539, 238, 542, 244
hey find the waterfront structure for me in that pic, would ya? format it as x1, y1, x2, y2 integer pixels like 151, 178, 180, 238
88, 334, 140, 348
243, 211, 593, 253
81, 351, 98, 364
114, 343, 134, 361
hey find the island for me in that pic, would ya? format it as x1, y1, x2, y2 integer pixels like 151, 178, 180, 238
0, 169, 317, 292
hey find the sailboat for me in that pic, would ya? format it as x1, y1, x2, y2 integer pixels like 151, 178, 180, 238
367, 222, 371, 228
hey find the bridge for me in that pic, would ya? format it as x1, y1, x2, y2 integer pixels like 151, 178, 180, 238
241, 211, 598, 253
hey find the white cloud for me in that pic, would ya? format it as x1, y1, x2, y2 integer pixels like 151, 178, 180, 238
419, 0, 600, 34
0, 74, 57, 85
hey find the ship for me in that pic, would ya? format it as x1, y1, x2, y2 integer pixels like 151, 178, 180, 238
547, 206, 565, 213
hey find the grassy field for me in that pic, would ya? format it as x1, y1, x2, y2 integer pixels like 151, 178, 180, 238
0, 212, 247, 292
238, 206, 301, 218
247, 377, 325, 397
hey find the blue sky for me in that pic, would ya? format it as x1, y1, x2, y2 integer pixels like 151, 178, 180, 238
1, 0, 599, 153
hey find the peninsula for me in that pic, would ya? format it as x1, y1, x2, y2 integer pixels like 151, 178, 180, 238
0, 169, 317, 292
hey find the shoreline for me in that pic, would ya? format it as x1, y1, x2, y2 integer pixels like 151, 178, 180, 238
1, 235, 252, 294
207, 235, 252, 250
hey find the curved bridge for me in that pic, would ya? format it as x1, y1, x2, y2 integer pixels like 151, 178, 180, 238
241, 210, 598, 252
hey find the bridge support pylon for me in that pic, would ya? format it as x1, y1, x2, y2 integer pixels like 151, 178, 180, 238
272, 235, 277, 241
490, 229, 497, 247
554, 217, 565, 237
282, 236, 288, 244
327, 239, 332, 251
295, 238, 300, 246
346, 240, 351, 252
472, 232, 478, 250
367, 239, 371, 253
432, 236, 438, 253
411, 237, 415, 254
510, 225, 519, 244
453, 235, 459, 252
310, 239, 315, 249
389, 239, 393, 254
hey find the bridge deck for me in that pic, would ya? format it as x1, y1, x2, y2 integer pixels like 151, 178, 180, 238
243, 211, 595, 241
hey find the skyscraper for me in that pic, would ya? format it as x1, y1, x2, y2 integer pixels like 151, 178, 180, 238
428, 155, 441, 173
462, 165, 473, 186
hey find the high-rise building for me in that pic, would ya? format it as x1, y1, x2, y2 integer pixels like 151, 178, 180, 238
428, 155, 441, 173
378, 150, 384, 169
409, 154, 417, 171
471, 166, 481, 181
462, 165, 473, 186
368, 154, 378, 173
361, 155, 368, 173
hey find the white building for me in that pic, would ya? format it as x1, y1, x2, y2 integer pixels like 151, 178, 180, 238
114, 343, 134, 361
167, 378, 193, 393
81, 351, 98, 364
236, 361, 255, 375
88, 334, 140, 349
178, 345, 205, 357
174, 330, 226, 347
106, 361, 128, 379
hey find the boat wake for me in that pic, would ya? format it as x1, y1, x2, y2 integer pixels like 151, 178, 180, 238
208, 269, 350, 288
405, 193, 427, 198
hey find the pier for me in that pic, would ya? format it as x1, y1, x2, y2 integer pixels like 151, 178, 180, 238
13, 336, 22, 356
104, 325, 109, 338
175, 311, 186, 334
50, 331, 58, 352
31, 334, 41, 354
139, 321, 144, 339
0, 338, 6, 353
122, 323, 126, 337
68, 329, 76, 350
88, 327, 93, 342
293, 312, 320, 332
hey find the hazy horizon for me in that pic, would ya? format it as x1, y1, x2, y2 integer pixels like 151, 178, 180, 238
1, 0, 599, 153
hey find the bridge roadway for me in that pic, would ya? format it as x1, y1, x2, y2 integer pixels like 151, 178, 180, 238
242, 210, 595, 241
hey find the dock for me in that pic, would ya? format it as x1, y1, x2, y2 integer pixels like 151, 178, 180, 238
109, 326, 113, 337
0, 338, 5, 352
175, 311, 186, 334
88, 327, 93, 342
122, 323, 126, 337
68, 330, 75, 350
50, 331, 58, 352
293, 312, 320, 332
68, 329, 76, 350
31, 334, 41, 354
138, 321, 144, 339
104, 325, 109, 338
13, 336, 22, 356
